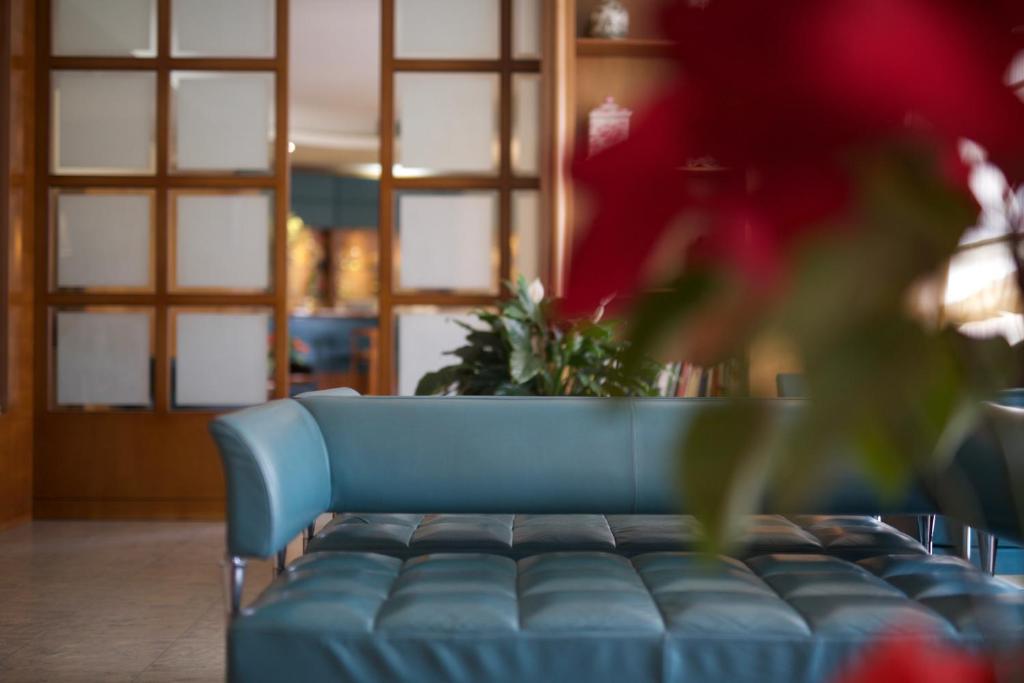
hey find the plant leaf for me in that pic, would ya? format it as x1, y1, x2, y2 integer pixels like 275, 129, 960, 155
510, 347, 543, 383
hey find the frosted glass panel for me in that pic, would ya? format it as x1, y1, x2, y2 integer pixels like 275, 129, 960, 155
396, 192, 497, 292
53, 0, 156, 57
395, 73, 498, 176
171, 71, 275, 173
512, 74, 541, 176
172, 0, 275, 57
52, 71, 156, 175
396, 309, 476, 396
55, 192, 152, 290
512, 190, 541, 282
395, 0, 499, 59
512, 0, 542, 59
55, 310, 152, 407
174, 311, 270, 407
174, 192, 272, 290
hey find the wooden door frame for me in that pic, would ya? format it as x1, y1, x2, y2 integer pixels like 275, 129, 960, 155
0, 0, 11, 412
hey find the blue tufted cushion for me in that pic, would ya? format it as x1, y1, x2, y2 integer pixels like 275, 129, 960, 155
230, 550, 1023, 683
307, 513, 926, 561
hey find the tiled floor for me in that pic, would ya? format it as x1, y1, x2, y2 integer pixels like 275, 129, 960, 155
0, 520, 1021, 682
0, 520, 298, 683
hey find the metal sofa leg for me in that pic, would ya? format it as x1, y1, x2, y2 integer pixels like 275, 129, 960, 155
959, 525, 972, 562
303, 523, 316, 553
225, 556, 247, 618
920, 514, 936, 554
978, 532, 998, 575
274, 548, 287, 576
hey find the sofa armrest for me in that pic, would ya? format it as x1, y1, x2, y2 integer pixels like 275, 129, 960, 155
210, 399, 332, 559
940, 403, 1024, 544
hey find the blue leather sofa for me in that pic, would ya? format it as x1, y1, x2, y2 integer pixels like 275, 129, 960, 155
211, 391, 1024, 683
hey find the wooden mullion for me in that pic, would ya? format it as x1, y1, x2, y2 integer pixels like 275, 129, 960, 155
392, 59, 540, 73
49, 57, 155, 71
498, 0, 513, 291
48, 174, 278, 189
153, 0, 170, 412
510, 61, 542, 72
49, 57, 279, 71
391, 60, 540, 72
33, 0, 52, 415
392, 59, 499, 73
157, 0, 170, 58
167, 58, 280, 71
392, 176, 539, 190
391, 293, 498, 308
378, 0, 396, 394
0, 0, 11, 410
47, 292, 279, 307
272, 0, 289, 399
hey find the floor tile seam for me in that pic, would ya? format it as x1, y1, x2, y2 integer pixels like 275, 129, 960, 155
132, 597, 219, 680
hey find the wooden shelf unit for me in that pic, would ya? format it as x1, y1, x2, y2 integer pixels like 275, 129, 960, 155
576, 37, 674, 59
544, 1, 802, 396
545, 1, 679, 294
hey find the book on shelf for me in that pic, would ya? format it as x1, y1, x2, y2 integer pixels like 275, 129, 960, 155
672, 362, 730, 398
656, 360, 745, 398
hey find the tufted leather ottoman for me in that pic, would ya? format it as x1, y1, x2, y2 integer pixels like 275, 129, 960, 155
231, 550, 1023, 683
307, 513, 927, 561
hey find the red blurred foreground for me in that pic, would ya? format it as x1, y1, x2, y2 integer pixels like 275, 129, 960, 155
834, 635, 998, 683
563, 0, 1024, 317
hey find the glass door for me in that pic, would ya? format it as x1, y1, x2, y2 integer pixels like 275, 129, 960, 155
379, 0, 546, 393
34, 0, 289, 518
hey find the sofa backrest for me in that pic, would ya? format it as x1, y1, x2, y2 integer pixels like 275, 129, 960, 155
212, 391, 1024, 558
295, 394, 934, 516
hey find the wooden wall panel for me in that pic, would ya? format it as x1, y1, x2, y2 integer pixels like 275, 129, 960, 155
33, 414, 225, 517
0, 0, 36, 529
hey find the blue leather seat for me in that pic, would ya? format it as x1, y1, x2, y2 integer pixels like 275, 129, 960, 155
232, 550, 1022, 682
308, 512, 927, 561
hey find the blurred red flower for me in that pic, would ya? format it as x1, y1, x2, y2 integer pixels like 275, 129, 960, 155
833, 636, 997, 683
564, 0, 1024, 316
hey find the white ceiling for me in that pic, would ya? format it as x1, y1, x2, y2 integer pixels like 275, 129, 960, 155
289, 0, 380, 167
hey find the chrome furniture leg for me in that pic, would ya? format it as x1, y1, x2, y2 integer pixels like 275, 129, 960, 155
274, 548, 287, 576
225, 555, 247, 618
959, 525, 972, 562
978, 532, 998, 575
920, 514, 936, 554
303, 523, 316, 553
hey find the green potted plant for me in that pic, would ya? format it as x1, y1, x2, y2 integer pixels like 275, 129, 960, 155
416, 277, 664, 397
